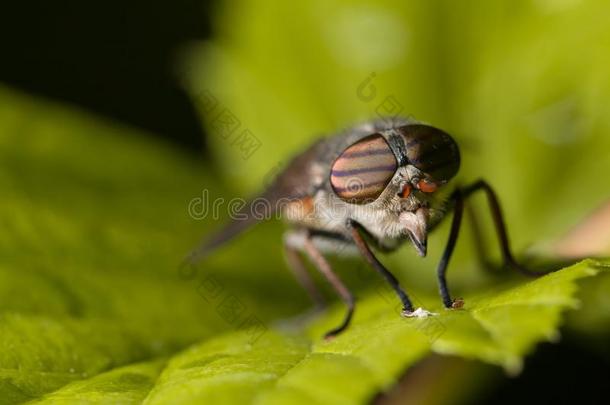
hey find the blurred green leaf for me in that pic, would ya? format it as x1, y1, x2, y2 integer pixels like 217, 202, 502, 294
0, 85, 249, 403
30, 360, 165, 405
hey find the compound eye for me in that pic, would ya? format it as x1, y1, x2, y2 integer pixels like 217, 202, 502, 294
330, 134, 397, 204
397, 124, 460, 183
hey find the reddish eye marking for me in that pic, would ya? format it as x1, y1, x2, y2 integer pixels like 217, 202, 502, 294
418, 179, 438, 193
400, 184, 412, 198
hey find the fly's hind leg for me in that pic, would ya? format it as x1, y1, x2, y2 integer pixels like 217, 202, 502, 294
282, 229, 356, 337
287, 230, 356, 338
283, 231, 326, 309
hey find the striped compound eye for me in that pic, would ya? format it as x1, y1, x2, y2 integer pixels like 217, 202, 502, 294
398, 125, 460, 184
330, 134, 397, 204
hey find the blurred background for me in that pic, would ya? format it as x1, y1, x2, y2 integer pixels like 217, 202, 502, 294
2, 0, 610, 403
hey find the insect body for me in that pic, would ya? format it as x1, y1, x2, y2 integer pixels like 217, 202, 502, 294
188, 118, 541, 338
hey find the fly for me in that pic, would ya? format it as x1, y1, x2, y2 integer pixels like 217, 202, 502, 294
185, 118, 547, 338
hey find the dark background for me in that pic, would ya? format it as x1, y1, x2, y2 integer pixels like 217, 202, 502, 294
0, 0, 211, 153
1, 2, 607, 404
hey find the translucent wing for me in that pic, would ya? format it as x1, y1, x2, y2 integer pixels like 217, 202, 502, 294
184, 138, 327, 264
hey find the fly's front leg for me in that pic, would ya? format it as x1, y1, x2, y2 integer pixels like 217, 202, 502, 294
347, 219, 415, 314
436, 190, 465, 309
436, 180, 552, 310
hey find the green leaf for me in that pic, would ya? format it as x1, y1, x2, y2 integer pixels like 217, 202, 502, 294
0, 85, 246, 403
29, 360, 166, 405
142, 261, 604, 404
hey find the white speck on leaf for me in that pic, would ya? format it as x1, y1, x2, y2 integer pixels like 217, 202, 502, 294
402, 308, 437, 318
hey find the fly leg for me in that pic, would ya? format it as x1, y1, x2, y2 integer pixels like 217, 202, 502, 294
302, 231, 355, 338
283, 235, 326, 309
348, 220, 415, 314
462, 180, 549, 277
436, 180, 553, 309
465, 199, 500, 275
436, 189, 465, 309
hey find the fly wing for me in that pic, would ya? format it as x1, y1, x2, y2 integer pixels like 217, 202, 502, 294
184, 138, 328, 264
